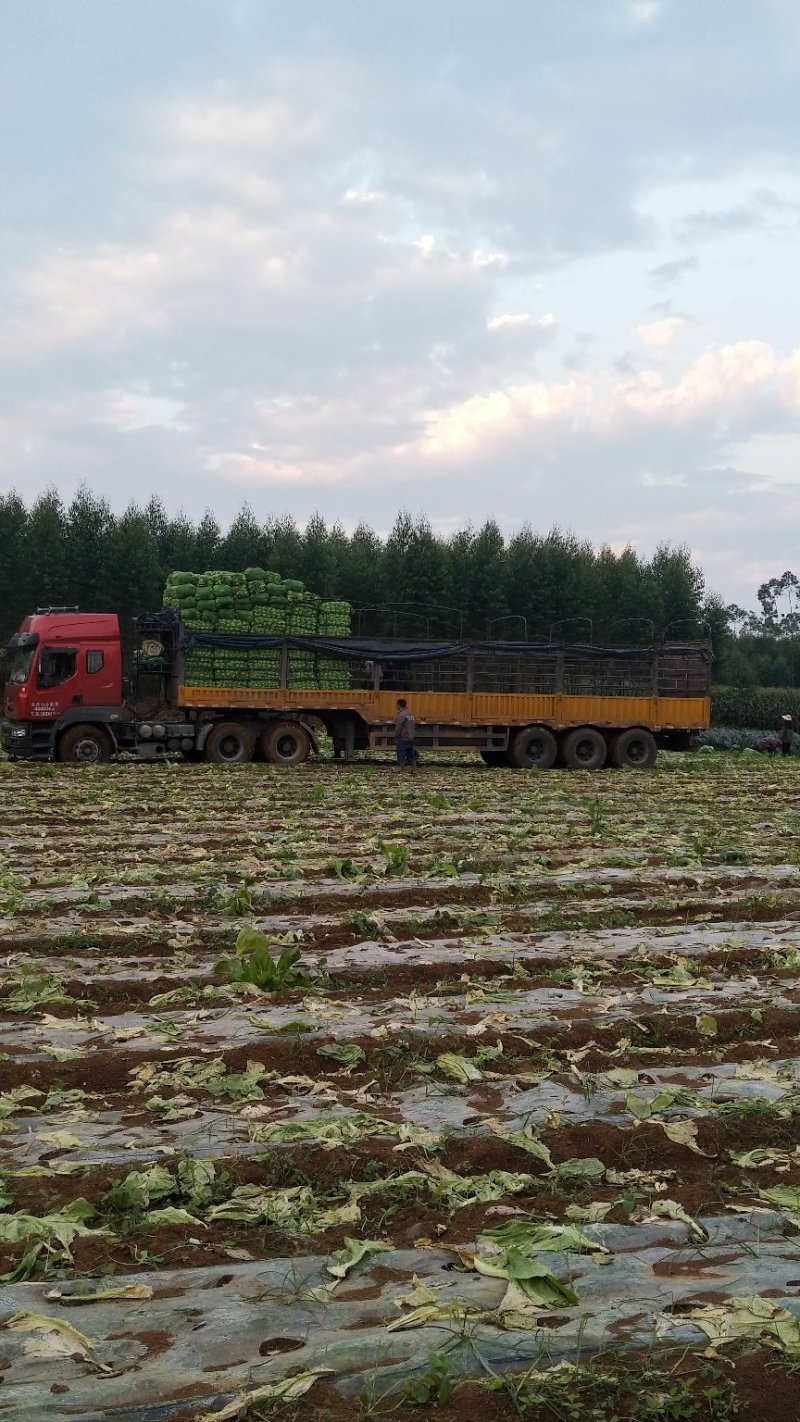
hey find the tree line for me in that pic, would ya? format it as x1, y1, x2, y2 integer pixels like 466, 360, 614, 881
720, 572, 800, 687
0, 487, 719, 654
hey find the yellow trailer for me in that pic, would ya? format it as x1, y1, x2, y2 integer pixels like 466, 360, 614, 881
176, 636, 711, 769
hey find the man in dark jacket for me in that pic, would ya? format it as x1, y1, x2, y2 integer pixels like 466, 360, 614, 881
780, 714, 794, 757
395, 699, 417, 772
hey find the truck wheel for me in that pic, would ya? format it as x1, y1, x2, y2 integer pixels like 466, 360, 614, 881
480, 751, 509, 767
261, 721, 311, 767
508, 726, 558, 770
57, 725, 113, 765
611, 727, 657, 769
204, 722, 254, 765
561, 726, 607, 771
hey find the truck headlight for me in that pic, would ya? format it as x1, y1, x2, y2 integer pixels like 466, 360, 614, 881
10, 728, 27, 738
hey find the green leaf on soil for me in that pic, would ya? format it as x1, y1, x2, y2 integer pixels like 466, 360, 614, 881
731, 1147, 797, 1169
326, 1237, 393, 1281
603, 1068, 640, 1089
0, 1243, 44, 1284
394, 1278, 443, 1310
565, 1202, 613, 1223
386, 1300, 480, 1332
198, 1371, 333, 1421
36, 1130, 84, 1152
176, 1157, 217, 1206
330, 858, 367, 881
475, 1249, 579, 1308
679, 1296, 800, 1355
4, 975, 79, 1013
0, 1202, 104, 1254
44, 1283, 154, 1304
316, 1043, 366, 1071
436, 1052, 483, 1082
759, 1185, 800, 1212
144, 1206, 206, 1229
249, 1113, 397, 1148
636, 1199, 707, 1240
657, 1120, 714, 1156
548, 1157, 606, 1181
41, 1044, 88, 1062
411, 1160, 534, 1209
2, 1310, 110, 1369
104, 1165, 177, 1213
650, 963, 699, 986
146, 1095, 200, 1122
0, 1086, 44, 1118
206, 1182, 361, 1235
626, 1087, 697, 1120
205, 1062, 271, 1101
500, 1127, 555, 1169
480, 1220, 607, 1256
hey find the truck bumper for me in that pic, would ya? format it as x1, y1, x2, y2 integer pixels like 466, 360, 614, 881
1, 721, 55, 759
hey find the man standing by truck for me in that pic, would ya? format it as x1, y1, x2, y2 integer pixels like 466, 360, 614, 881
395, 698, 417, 772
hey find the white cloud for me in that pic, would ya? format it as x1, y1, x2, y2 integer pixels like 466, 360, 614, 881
101, 388, 187, 433
170, 100, 292, 148
487, 313, 532, 331
631, 2, 662, 24
471, 249, 509, 269
417, 341, 800, 461
342, 189, 381, 206
635, 316, 692, 350
486, 312, 556, 333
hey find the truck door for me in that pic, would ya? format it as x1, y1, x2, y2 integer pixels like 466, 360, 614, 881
31, 646, 80, 720
83, 647, 120, 705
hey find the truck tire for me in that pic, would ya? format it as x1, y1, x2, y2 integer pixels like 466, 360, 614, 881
57, 724, 113, 765
561, 726, 607, 771
204, 722, 254, 765
480, 751, 509, 767
611, 727, 657, 769
261, 721, 311, 767
508, 725, 558, 770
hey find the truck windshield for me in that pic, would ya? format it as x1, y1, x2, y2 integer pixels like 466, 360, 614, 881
7, 648, 36, 685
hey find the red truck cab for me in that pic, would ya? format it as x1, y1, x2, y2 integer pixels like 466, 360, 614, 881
3, 609, 125, 759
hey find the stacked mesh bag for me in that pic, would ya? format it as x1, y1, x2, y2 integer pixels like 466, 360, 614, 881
183, 645, 216, 687
315, 656, 350, 691
247, 572, 281, 689
203, 572, 251, 635
163, 567, 352, 690
247, 568, 282, 635
248, 650, 281, 689
285, 584, 317, 686
319, 601, 351, 636
163, 571, 202, 629
317, 600, 352, 689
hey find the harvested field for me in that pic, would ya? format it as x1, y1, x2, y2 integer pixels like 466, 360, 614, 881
3, 751, 800, 1421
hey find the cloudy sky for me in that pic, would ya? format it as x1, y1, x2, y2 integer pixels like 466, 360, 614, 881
1, 0, 799, 604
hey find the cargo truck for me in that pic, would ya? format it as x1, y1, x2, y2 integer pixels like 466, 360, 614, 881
1, 606, 711, 768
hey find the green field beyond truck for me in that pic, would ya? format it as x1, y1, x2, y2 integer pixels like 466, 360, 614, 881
2, 567, 711, 768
